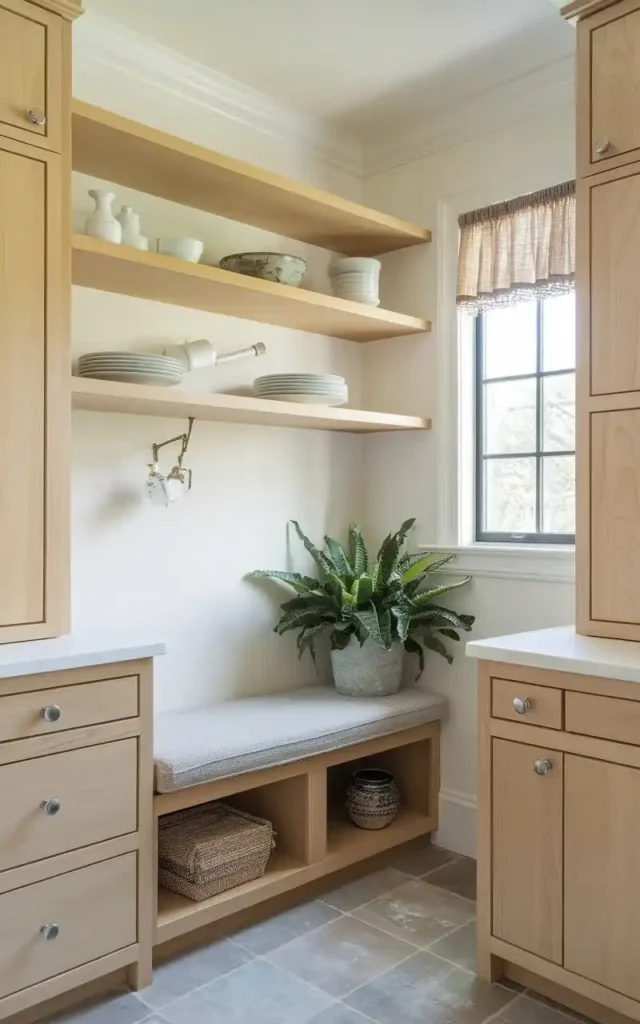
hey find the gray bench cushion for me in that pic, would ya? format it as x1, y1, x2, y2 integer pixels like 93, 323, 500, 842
154, 685, 446, 793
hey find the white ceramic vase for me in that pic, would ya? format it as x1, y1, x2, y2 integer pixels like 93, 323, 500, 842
85, 190, 121, 244
330, 637, 403, 697
116, 205, 148, 250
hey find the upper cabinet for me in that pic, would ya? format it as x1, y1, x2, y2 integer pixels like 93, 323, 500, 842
587, 165, 640, 395
0, 0, 63, 152
0, 136, 69, 643
579, 0, 640, 176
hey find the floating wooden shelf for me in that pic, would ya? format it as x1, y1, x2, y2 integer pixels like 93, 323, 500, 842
72, 235, 430, 343
72, 101, 431, 257
71, 378, 431, 434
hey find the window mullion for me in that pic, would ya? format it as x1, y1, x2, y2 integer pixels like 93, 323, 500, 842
535, 300, 543, 535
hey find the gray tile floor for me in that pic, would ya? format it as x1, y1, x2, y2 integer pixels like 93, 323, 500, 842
46, 844, 594, 1024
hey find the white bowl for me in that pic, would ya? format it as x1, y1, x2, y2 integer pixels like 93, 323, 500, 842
158, 237, 204, 262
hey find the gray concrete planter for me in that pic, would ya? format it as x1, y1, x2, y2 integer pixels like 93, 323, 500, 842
330, 637, 403, 697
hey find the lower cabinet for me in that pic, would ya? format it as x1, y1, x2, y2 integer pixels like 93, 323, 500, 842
492, 739, 563, 964
564, 755, 640, 1002
492, 735, 640, 1003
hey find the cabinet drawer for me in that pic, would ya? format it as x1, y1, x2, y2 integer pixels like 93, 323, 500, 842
0, 739, 137, 870
0, 0, 62, 152
492, 678, 563, 729
0, 676, 138, 742
0, 853, 137, 1000
566, 691, 640, 744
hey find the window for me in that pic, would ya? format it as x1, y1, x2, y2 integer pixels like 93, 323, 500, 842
475, 293, 576, 544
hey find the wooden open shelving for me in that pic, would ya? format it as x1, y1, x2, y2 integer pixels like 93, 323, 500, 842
72, 235, 430, 343
71, 378, 430, 434
155, 811, 434, 944
153, 722, 440, 945
72, 101, 431, 256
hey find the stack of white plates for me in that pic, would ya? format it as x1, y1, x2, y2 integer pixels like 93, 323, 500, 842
329, 257, 381, 307
76, 352, 185, 387
254, 374, 348, 406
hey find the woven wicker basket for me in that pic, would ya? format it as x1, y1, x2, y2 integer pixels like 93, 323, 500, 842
158, 802, 275, 902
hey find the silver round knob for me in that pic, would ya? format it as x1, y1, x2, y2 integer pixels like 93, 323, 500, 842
594, 137, 611, 155
40, 798, 61, 815
41, 704, 61, 723
533, 759, 552, 775
513, 697, 532, 715
27, 107, 46, 126
40, 923, 59, 941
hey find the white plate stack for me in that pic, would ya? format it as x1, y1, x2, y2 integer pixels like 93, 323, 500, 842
76, 352, 185, 387
329, 257, 381, 307
254, 374, 348, 406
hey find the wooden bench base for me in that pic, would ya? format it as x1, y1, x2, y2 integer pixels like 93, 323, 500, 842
153, 720, 440, 945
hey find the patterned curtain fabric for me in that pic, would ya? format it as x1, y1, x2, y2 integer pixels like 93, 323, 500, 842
456, 180, 575, 314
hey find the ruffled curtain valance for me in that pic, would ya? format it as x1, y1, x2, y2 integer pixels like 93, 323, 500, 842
456, 180, 575, 314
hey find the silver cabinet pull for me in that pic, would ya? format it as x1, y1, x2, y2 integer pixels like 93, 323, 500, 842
513, 697, 532, 715
40, 798, 61, 815
27, 107, 46, 126
40, 923, 59, 941
594, 137, 611, 155
533, 759, 552, 775
41, 704, 61, 723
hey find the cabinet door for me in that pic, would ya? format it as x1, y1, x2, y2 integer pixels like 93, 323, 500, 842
492, 739, 563, 963
589, 168, 640, 396
589, 409, 640, 634
0, 0, 62, 152
580, 0, 640, 175
565, 755, 640, 1000
0, 137, 68, 641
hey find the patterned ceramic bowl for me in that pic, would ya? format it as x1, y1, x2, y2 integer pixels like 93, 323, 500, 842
220, 251, 307, 287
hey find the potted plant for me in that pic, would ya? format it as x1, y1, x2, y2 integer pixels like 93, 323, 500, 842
248, 518, 475, 697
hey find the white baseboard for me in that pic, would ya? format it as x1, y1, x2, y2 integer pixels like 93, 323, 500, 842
435, 788, 477, 858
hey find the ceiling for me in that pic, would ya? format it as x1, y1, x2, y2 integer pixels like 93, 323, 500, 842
85, 0, 575, 141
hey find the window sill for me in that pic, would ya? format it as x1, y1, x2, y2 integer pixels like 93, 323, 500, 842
417, 543, 575, 583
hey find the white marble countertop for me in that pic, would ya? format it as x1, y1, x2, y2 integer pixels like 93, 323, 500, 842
0, 628, 166, 678
466, 624, 640, 683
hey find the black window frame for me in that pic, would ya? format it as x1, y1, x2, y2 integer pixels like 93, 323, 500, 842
475, 298, 576, 545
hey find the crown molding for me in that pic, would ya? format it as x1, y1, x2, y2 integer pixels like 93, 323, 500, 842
362, 56, 576, 177
31, 0, 83, 20
72, 12, 362, 178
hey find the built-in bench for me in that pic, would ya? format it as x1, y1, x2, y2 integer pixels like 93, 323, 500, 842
153, 685, 446, 946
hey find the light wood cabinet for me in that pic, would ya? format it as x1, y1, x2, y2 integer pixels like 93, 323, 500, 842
590, 409, 640, 629
0, 660, 154, 1022
588, 167, 640, 396
479, 659, 640, 1023
0, 136, 68, 642
564, 755, 640, 1002
573, 0, 640, 640
492, 739, 563, 963
0, 0, 63, 152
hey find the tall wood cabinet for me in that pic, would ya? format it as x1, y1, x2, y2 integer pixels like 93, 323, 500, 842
573, 0, 640, 639
0, 0, 80, 643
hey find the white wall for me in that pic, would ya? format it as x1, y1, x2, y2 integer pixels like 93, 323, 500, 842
72, 39, 365, 713
362, 104, 576, 855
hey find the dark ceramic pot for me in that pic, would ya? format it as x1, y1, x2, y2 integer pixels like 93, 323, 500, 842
345, 768, 399, 830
